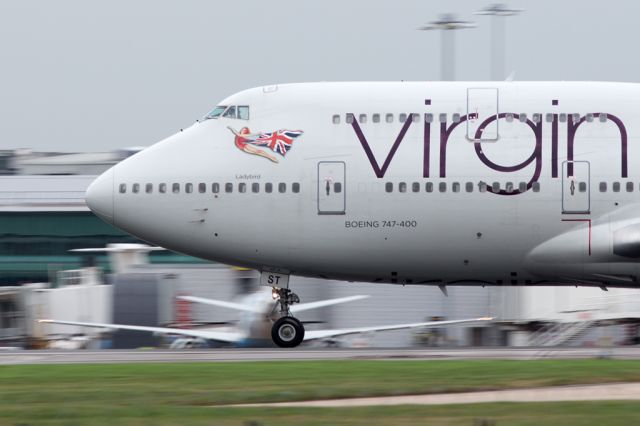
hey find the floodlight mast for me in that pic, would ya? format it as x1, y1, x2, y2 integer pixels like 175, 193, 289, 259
418, 14, 475, 81
475, 4, 523, 81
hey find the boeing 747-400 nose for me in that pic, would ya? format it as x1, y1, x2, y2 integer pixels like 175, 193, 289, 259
85, 168, 114, 224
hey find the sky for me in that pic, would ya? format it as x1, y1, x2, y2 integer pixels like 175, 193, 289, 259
0, 0, 639, 152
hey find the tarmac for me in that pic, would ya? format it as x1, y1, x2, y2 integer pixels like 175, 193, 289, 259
1, 346, 640, 365
230, 382, 640, 407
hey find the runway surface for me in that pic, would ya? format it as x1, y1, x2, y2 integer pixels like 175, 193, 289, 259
1, 346, 640, 365
231, 383, 640, 407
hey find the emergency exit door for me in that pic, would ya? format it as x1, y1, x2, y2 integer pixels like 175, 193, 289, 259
467, 88, 499, 141
562, 161, 590, 214
318, 161, 346, 215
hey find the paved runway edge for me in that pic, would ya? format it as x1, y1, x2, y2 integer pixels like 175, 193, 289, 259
1, 347, 640, 365
225, 383, 640, 407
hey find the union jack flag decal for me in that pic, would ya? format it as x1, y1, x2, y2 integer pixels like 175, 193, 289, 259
229, 127, 303, 163
251, 129, 303, 156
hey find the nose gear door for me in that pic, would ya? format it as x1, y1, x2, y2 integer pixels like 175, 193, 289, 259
317, 161, 346, 215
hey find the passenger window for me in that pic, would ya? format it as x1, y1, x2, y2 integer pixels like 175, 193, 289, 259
332, 114, 340, 124
346, 113, 354, 124
265, 183, 273, 193
372, 113, 380, 123
252, 183, 260, 193
579, 182, 587, 192
385, 182, 393, 193
334, 182, 342, 193
572, 113, 580, 123
198, 183, 206, 193
172, 183, 180, 194
505, 182, 514, 193
119, 183, 126, 194
132, 183, 140, 194
532, 182, 540, 192
223, 106, 237, 118
292, 183, 300, 193
599, 182, 607, 192
465, 182, 473, 193
559, 113, 567, 123
186, 183, 193, 194
225, 183, 233, 193
425, 182, 433, 193
424, 113, 433, 123
452, 113, 461, 123
492, 182, 500, 192
412, 113, 420, 123
439, 113, 447, 123
212, 183, 219, 193
613, 182, 620, 192
452, 182, 460, 193
159, 183, 166, 194
278, 183, 286, 193
518, 182, 527, 192
627, 182, 634, 192
145, 183, 153, 194
399, 113, 407, 123
239, 183, 247, 193
386, 113, 393, 123
412, 182, 420, 193
545, 113, 553, 122
532, 113, 541, 123
479, 182, 487, 193
585, 113, 594, 123
599, 113, 607, 123
519, 113, 527, 122
238, 106, 250, 120
399, 182, 407, 193
439, 182, 446, 193
359, 114, 367, 123
506, 113, 514, 122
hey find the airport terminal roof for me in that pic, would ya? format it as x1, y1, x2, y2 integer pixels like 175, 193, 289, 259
0, 175, 93, 211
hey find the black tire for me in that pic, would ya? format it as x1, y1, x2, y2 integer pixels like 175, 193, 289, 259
271, 316, 305, 348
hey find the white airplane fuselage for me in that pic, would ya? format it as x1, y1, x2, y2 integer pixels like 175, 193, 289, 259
88, 82, 640, 288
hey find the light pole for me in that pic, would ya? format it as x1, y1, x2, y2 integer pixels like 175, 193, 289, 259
475, 4, 523, 81
419, 14, 476, 81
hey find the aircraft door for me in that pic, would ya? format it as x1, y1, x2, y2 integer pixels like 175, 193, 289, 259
467, 88, 499, 141
562, 161, 590, 214
317, 161, 346, 215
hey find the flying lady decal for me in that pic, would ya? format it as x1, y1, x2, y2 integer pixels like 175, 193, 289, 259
228, 127, 303, 163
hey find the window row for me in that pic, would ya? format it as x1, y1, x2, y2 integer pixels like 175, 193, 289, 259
119, 182, 300, 194
384, 181, 542, 193
598, 182, 639, 192
332, 112, 610, 125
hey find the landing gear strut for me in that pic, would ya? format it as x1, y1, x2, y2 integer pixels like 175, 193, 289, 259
270, 287, 305, 348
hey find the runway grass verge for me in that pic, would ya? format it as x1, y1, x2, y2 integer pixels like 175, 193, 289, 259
1, 359, 640, 424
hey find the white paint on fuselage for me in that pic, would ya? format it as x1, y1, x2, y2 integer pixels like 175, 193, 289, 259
98, 82, 640, 288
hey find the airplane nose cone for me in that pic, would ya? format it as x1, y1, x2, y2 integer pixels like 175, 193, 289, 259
86, 168, 114, 224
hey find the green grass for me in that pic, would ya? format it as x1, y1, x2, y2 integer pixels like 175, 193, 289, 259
1, 359, 640, 424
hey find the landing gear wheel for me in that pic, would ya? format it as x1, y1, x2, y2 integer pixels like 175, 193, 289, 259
271, 317, 305, 348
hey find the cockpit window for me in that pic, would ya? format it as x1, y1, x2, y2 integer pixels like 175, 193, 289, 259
238, 106, 250, 120
204, 104, 250, 120
222, 106, 237, 118
204, 105, 227, 120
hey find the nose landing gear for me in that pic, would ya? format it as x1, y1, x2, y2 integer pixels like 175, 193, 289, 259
271, 316, 305, 348
270, 287, 305, 348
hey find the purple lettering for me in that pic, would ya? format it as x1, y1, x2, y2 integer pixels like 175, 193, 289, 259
352, 113, 414, 178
